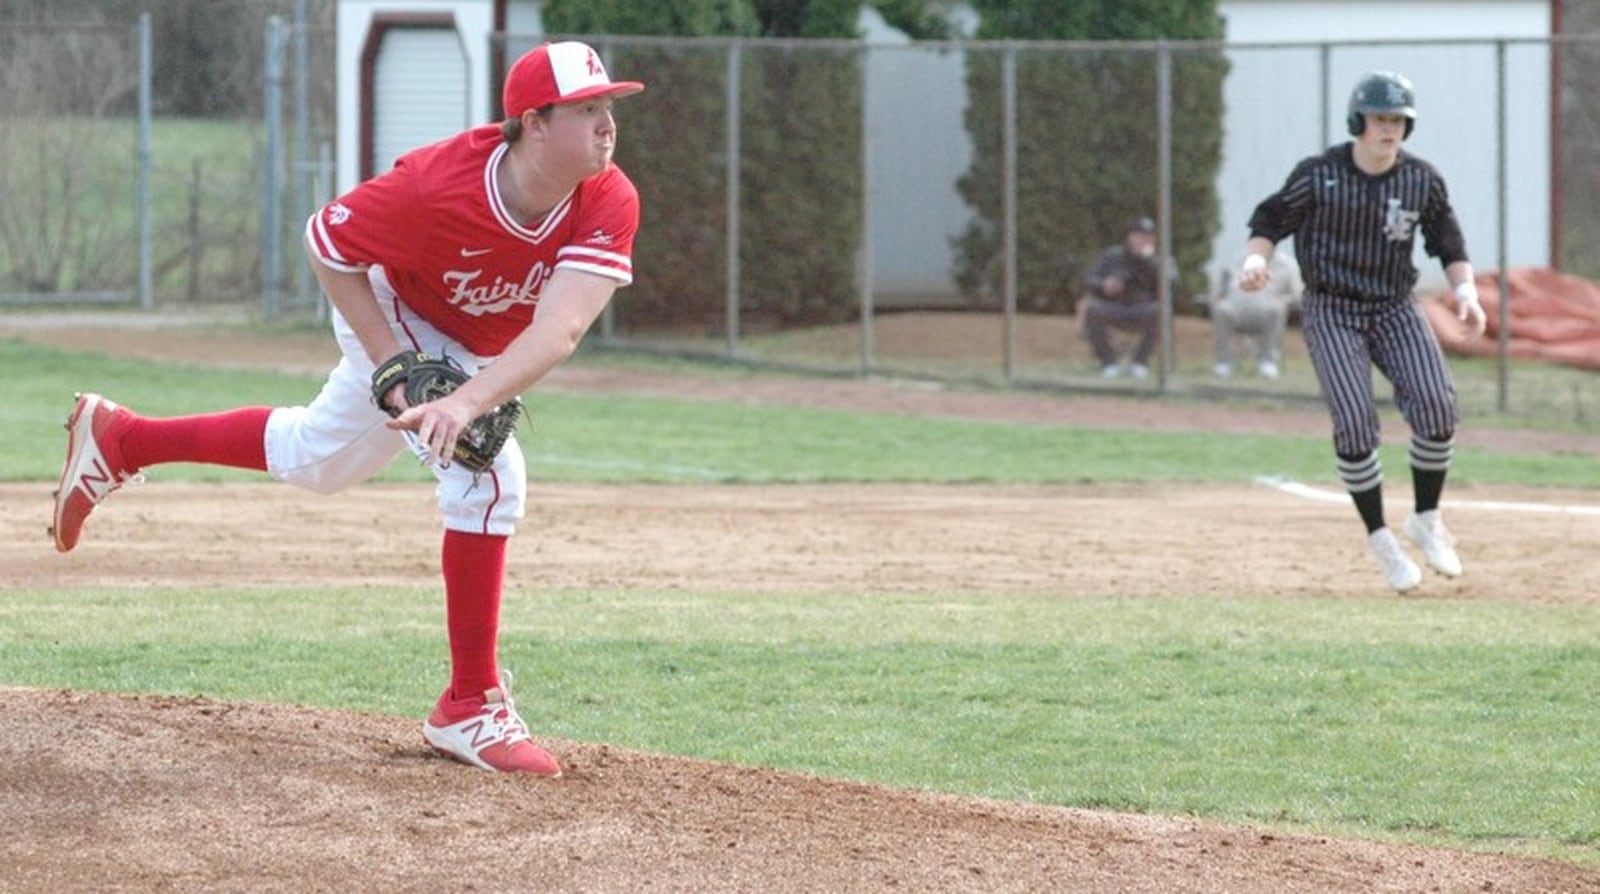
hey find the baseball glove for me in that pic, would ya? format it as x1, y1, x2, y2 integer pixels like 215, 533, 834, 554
371, 350, 523, 474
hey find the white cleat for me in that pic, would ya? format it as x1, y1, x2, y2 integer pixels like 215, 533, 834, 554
1404, 510, 1463, 577
1368, 527, 1423, 593
422, 671, 561, 776
51, 392, 138, 553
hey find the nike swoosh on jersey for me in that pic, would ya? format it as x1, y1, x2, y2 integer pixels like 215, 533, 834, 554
460, 247, 493, 257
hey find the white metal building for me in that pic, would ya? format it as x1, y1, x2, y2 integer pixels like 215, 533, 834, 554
1215, 0, 1552, 291
332, 0, 539, 189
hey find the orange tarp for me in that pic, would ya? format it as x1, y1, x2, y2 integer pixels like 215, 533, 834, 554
1420, 267, 1600, 370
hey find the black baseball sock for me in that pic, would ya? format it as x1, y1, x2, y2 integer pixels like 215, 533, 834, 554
1409, 435, 1454, 514
1337, 450, 1387, 533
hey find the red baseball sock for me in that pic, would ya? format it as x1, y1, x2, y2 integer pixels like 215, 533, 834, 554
119, 407, 272, 472
441, 529, 507, 706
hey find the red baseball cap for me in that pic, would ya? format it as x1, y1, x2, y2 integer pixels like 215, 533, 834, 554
502, 41, 644, 118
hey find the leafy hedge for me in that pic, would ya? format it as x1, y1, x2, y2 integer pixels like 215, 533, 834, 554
545, 0, 1226, 329
546, 0, 867, 332
956, 0, 1225, 312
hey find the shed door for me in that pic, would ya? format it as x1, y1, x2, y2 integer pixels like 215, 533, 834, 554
371, 26, 467, 174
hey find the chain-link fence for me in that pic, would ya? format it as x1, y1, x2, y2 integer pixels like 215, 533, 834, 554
0, 20, 142, 304
530, 33, 1600, 422
5, 19, 1600, 424
262, 14, 338, 317
0, 5, 334, 312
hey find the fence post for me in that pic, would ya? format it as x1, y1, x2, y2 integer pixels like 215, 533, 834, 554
593, 39, 621, 344
187, 159, 202, 303
1318, 44, 1331, 151
1495, 39, 1510, 414
1156, 43, 1173, 389
315, 138, 333, 321
292, 0, 312, 310
1001, 44, 1018, 380
858, 41, 875, 377
725, 41, 743, 360
262, 16, 285, 318
137, 12, 152, 309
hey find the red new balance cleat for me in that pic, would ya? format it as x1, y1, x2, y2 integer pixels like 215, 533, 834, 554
422, 672, 562, 776
51, 393, 139, 553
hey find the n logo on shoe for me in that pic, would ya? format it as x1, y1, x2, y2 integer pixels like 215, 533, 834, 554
75, 454, 118, 503
462, 718, 497, 750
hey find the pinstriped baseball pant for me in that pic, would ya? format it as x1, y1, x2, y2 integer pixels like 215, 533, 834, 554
1300, 292, 1458, 458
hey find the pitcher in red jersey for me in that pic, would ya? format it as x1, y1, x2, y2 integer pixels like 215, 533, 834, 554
53, 42, 646, 776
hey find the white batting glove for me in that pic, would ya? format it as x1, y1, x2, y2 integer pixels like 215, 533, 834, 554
1237, 253, 1268, 292
1454, 281, 1487, 338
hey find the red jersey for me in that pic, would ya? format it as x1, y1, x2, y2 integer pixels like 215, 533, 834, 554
305, 124, 638, 356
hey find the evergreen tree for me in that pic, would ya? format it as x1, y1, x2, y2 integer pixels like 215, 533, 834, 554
956, 0, 1224, 312
544, 0, 872, 331
544, 1, 755, 329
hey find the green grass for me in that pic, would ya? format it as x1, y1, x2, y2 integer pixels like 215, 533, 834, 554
5, 337, 1600, 868
9, 337, 1600, 489
2, 586, 1596, 864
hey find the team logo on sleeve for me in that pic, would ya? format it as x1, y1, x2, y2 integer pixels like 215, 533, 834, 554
1382, 197, 1418, 242
327, 202, 352, 225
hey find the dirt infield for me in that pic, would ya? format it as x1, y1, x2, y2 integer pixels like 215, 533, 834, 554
5, 316, 1600, 892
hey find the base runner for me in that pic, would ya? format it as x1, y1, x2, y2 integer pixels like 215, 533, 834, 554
1237, 70, 1487, 593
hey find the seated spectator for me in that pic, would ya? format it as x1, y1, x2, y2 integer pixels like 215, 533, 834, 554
1210, 247, 1304, 379
1081, 217, 1161, 378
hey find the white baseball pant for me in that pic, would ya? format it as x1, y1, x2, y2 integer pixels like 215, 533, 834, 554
262, 269, 527, 535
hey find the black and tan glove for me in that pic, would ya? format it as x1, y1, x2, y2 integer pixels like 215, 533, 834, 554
371, 350, 523, 474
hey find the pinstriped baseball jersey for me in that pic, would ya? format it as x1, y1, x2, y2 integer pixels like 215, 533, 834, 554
1247, 143, 1468, 301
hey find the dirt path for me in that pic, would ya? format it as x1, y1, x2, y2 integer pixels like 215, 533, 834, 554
7, 480, 1600, 604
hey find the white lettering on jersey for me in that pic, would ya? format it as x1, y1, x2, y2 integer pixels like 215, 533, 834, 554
442, 263, 553, 316
1382, 197, 1418, 242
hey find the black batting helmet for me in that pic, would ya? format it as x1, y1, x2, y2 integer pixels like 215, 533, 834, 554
1346, 70, 1416, 139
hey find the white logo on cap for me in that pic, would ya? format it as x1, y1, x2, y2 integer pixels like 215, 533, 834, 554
548, 41, 611, 97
